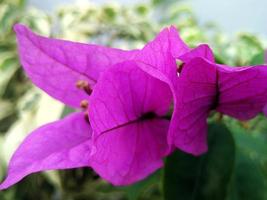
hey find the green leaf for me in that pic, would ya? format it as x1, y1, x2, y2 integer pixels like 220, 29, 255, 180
122, 170, 161, 200
225, 122, 267, 200
231, 123, 267, 161
163, 122, 235, 200
214, 53, 226, 64
60, 106, 75, 118
250, 51, 264, 65
226, 151, 267, 200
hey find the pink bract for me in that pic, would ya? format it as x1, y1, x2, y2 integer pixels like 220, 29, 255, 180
0, 24, 188, 189
0, 113, 92, 190
14, 24, 138, 108
3, 23, 266, 190
89, 61, 172, 185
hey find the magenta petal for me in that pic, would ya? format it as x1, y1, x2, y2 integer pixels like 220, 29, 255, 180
217, 64, 267, 120
14, 24, 138, 108
178, 44, 215, 63
168, 26, 190, 58
116, 28, 216, 156
90, 119, 169, 185
133, 27, 179, 140
89, 61, 172, 135
170, 58, 217, 155
0, 113, 92, 190
134, 27, 189, 153
89, 61, 171, 185
134, 27, 179, 84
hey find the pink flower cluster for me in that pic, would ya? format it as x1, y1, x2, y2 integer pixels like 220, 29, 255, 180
1, 24, 267, 189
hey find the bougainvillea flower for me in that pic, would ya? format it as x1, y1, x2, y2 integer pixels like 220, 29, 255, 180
132, 28, 217, 156
86, 26, 200, 184
0, 24, 192, 189
87, 26, 216, 183
168, 57, 217, 155
170, 54, 267, 155
135, 29, 267, 157
88, 61, 172, 185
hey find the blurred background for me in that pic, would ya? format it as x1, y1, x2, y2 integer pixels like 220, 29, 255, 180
0, 0, 267, 199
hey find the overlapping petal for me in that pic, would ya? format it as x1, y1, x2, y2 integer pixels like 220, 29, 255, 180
178, 44, 215, 63
133, 26, 217, 155
90, 119, 169, 185
14, 24, 138, 108
217, 64, 267, 120
10, 23, 267, 189
89, 61, 171, 185
0, 113, 92, 190
169, 58, 217, 155
170, 55, 267, 155
134, 26, 182, 84
168, 26, 190, 58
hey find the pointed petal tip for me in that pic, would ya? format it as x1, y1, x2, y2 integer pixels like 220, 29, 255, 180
169, 25, 179, 32
0, 184, 6, 190
198, 43, 211, 49
13, 23, 26, 34
158, 26, 170, 35
0, 113, 92, 191
198, 43, 214, 55
157, 25, 178, 38
0, 182, 12, 191
160, 25, 180, 35
0, 176, 19, 191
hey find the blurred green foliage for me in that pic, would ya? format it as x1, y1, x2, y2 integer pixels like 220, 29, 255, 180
164, 123, 235, 200
0, 0, 266, 199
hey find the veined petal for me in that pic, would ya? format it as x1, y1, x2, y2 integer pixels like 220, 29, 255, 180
89, 61, 172, 135
89, 61, 171, 185
90, 119, 169, 185
133, 28, 218, 155
134, 27, 179, 84
14, 24, 138, 108
170, 57, 217, 155
0, 112, 92, 190
171, 58, 267, 155
133, 27, 189, 154
178, 44, 215, 63
168, 26, 190, 58
217, 64, 267, 120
